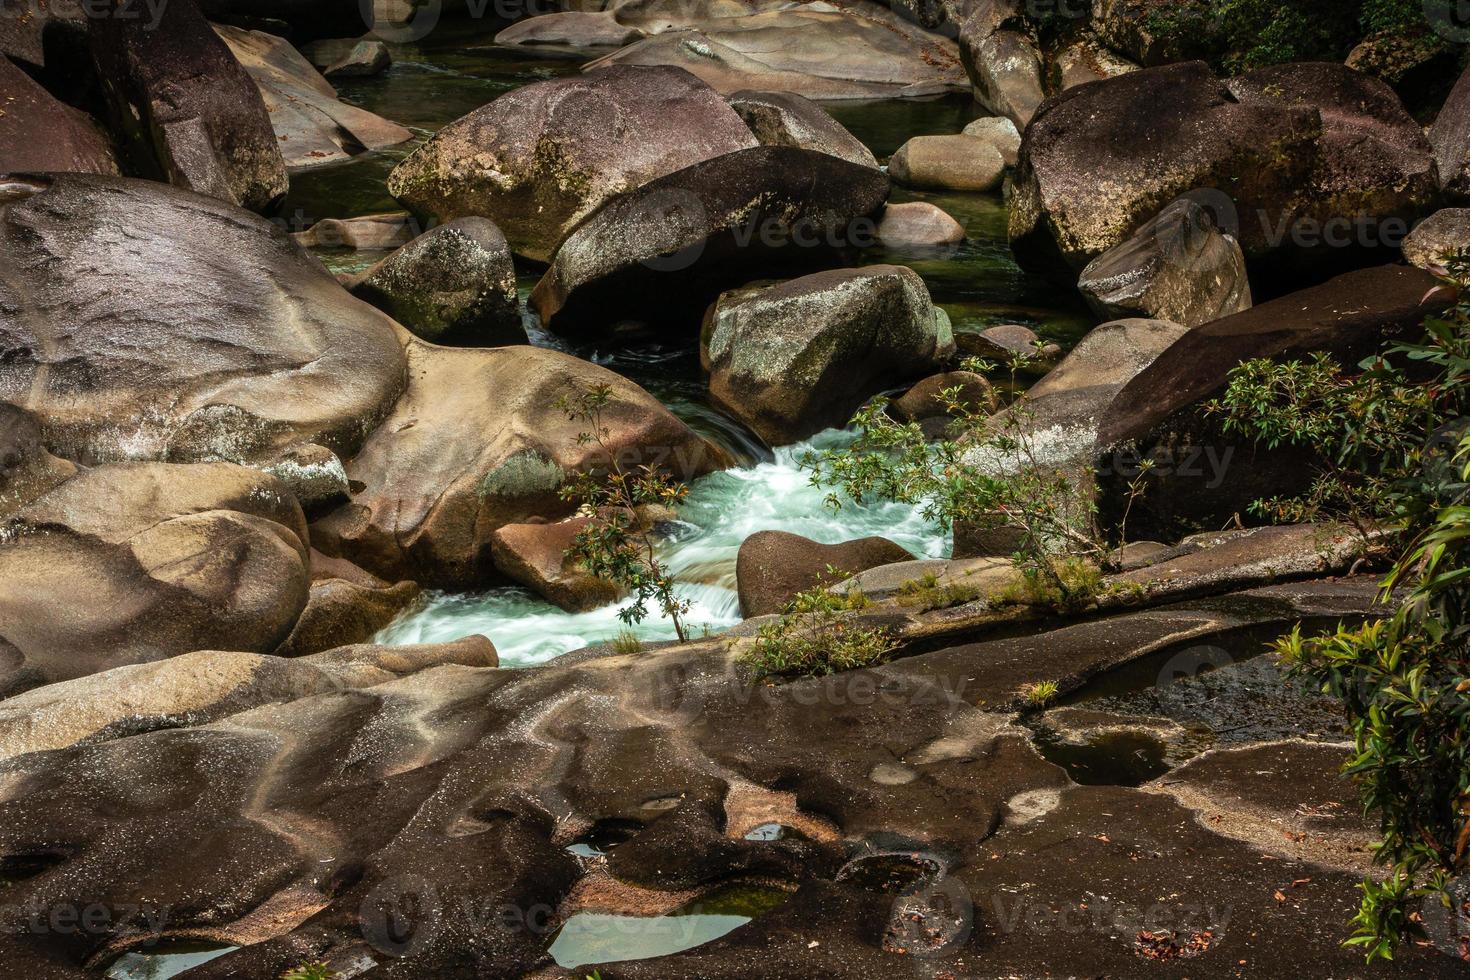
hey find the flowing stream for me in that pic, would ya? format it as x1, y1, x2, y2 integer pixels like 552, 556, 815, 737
291, 17, 1094, 666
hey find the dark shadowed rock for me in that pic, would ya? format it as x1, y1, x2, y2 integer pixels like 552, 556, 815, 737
1432, 63, 1470, 200
0, 0, 83, 70
276, 558, 422, 657
956, 323, 1059, 362
888, 134, 1004, 192
490, 517, 625, 612
311, 340, 726, 587
493, 10, 643, 47
728, 89, 877, 169
532, 145, 891, 333
1011, 61, 1436, 274
387, 66, 758, 262
1091, 0, 1206, 66
0, 174, 407, 469
197, 0, 374, 42
0, 462, 309, 696
0, 55, 118, 175
1095, 264, 1451, 540
1403, 208, 1470, 272
302, 37, 391, 78
350, 217, 522, 345
217, 26, 413, 170
876, 200, 966, 247
1078, 194, 1252, 328
737, 530, 914, 617
88, 0, 287, 211
703, 265, 953, 446
0, 402, 76, 518
957, 1, 1045, 124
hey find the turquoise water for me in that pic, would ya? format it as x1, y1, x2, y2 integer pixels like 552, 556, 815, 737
105, 942, 236, 979
286, 20, 1092, 659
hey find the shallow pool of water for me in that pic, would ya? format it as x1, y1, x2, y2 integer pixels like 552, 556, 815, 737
104, 941, 236, 980
548, 882, 792, 969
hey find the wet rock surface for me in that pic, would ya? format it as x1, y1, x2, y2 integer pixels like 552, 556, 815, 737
736, 530, 914, 616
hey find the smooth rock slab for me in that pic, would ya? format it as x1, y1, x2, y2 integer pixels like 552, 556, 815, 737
736, 530, 913, 616
727, 89, 877, 169
876, 201, 966, 247
888, 134, 1004, 192
532, 145, 891, 333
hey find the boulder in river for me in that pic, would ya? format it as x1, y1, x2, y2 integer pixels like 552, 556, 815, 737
490, 517, 625, 612
876, 201, 966, 247
311, 339, 727, 588
703, 265, 954, 446
888, 134, 1004, 192
1095, 264, 1451, 540
301, 37, 392, 78
961, 115, 1021, 166
1432, 62, 1470, 201
1402, 208, 1470, 273
727, 90, 878, 169
0, 173, 408, 470
1010, 61, 1437, 274
0, 461, 309, 697
736, 530, 914, 616
87, 0, 287, 211
0, 54, 118, 175
349, 217, 523, 345
531, 145, 891, 333
957, 0, 1046, 128
890, 370, 994, 424
386, 65, 758, 263
217, 26, 413, 170
493, 10, 643, 47
1078, 194, 1252, 328
276, 551, 423, 657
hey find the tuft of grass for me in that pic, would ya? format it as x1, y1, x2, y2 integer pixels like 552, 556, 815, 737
280, 964, 334, 980
989, 558, 1103, 612
742, 588, 896, 680
610, 629, 643, 655
895, 572, 983, 611
1019, 680, 1059, 707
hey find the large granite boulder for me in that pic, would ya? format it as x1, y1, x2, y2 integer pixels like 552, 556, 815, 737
531, 145, 891, 332
1010, 61, 1437, 273
957, 0, 1046, 128
349, 217, 522, 345
0, 174, 407, 470
87, 0, 287, 211
0, 462, 310, 696
1095, 264, 1451, 539
311, 340, 727, 587
217, 26, 413, 170
737, 530, 914, 616
727, 90, 878, 169
702, 265, 954, 446
1432, 62, 1470, 201
584, 4, 968, 100
0, 55, 118, 175
876, 201, 966, 247
1078, 194, 1252, 328
276, 551, 422, 658
386, 66, 758, 262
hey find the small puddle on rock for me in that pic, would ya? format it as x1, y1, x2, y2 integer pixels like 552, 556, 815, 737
565, 819, 642, 859
104, 941, 236, 979
837, 853, 943, 893
1028, 726, 1170, 787
548, 882, 791, 969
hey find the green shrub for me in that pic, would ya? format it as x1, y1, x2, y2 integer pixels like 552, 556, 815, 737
742, 588, 897, 680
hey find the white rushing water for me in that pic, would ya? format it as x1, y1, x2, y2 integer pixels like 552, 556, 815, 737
376, 429, 949, 665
